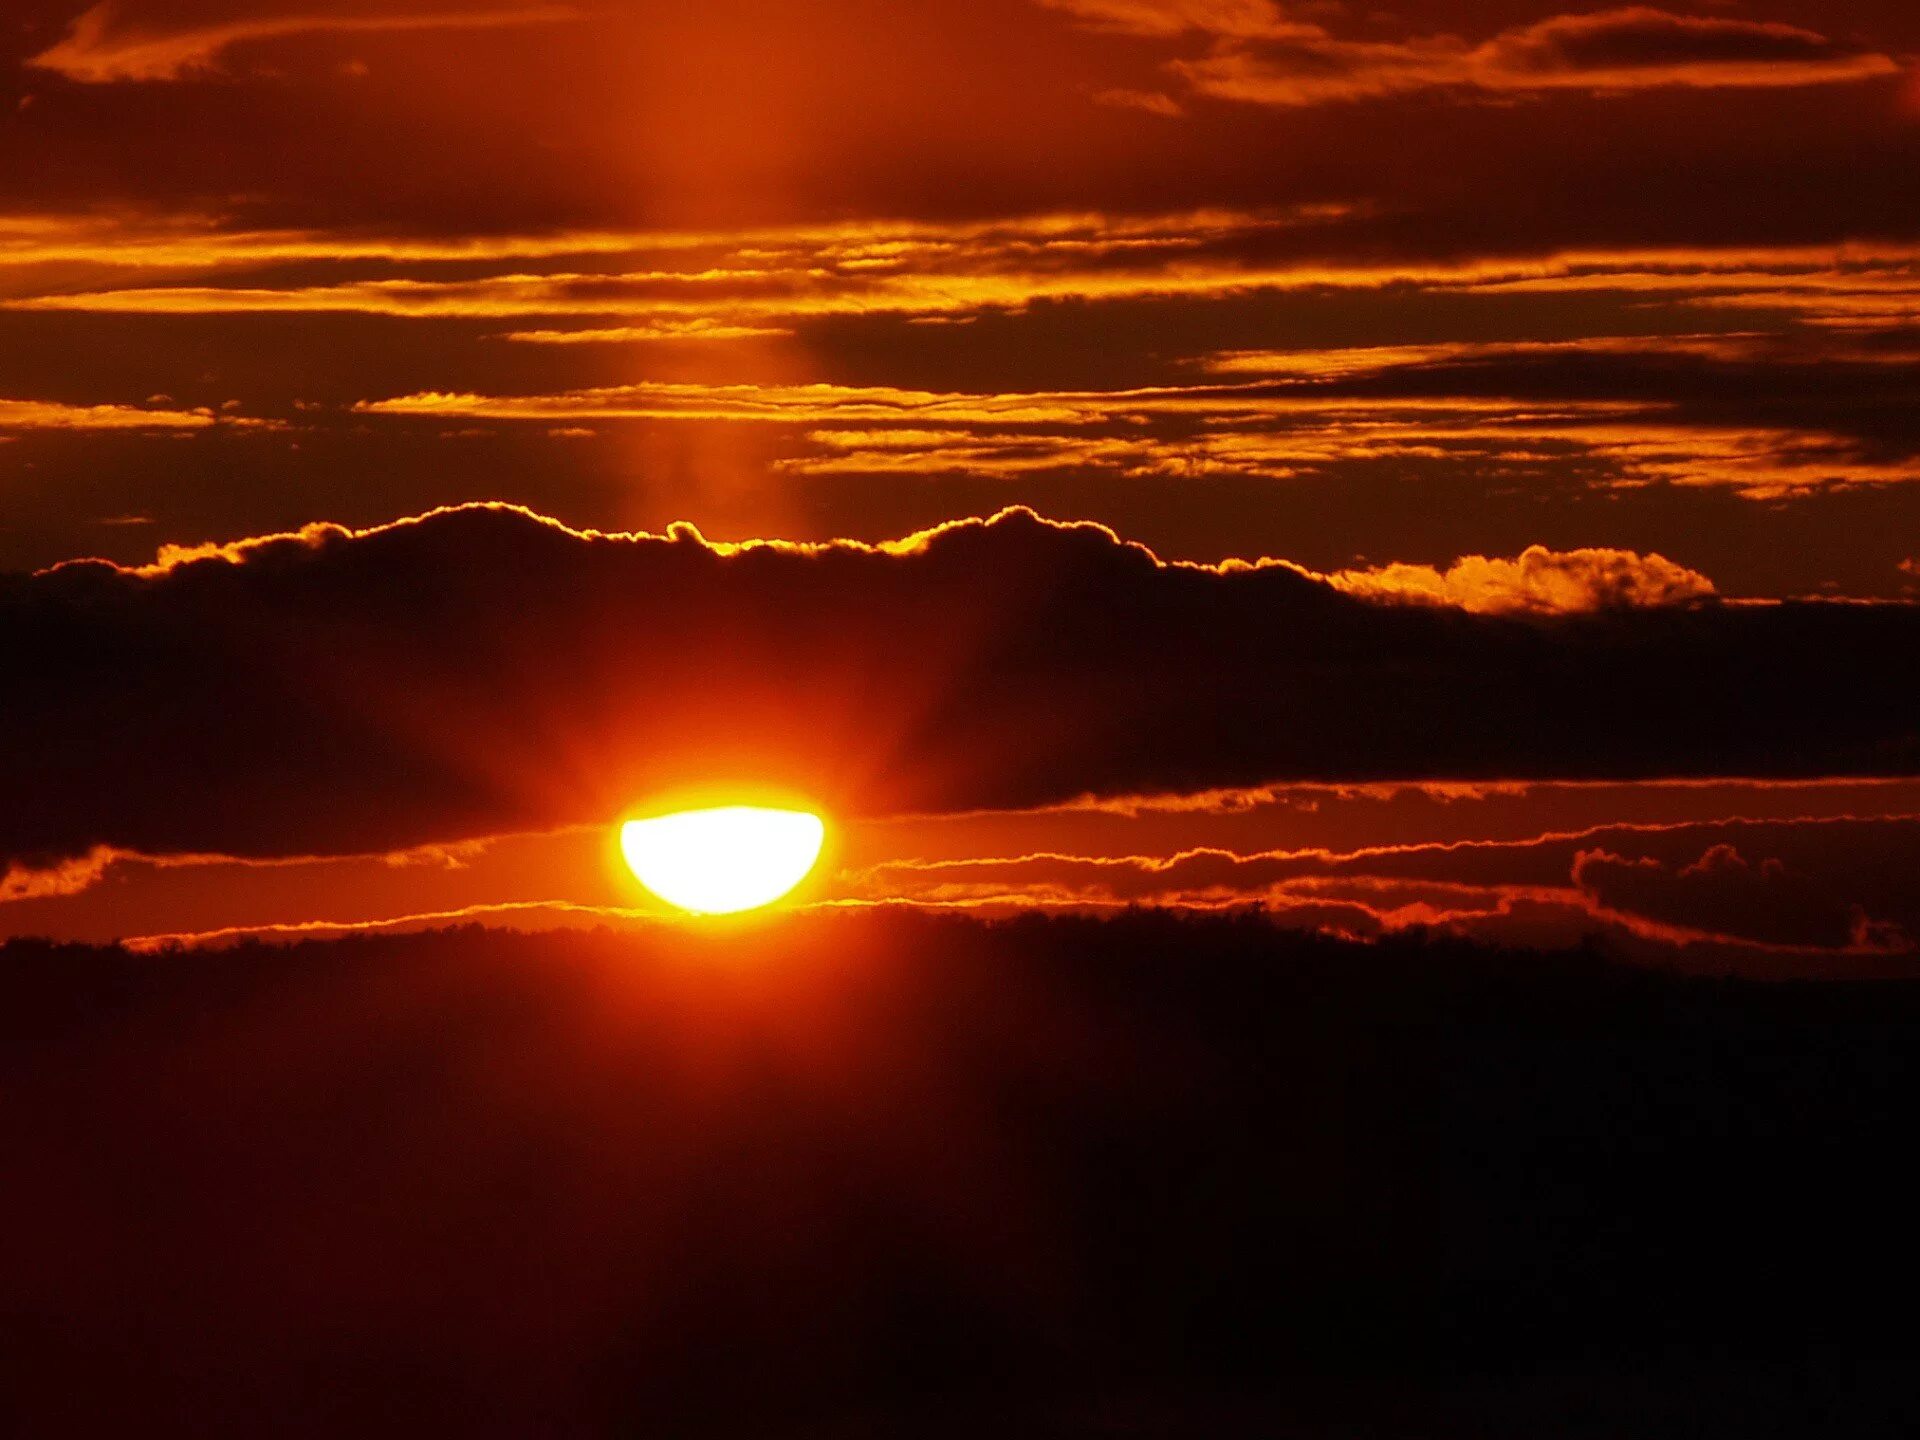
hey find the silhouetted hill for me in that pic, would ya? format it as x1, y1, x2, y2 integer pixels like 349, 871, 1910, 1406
3, 912, 1917, 1437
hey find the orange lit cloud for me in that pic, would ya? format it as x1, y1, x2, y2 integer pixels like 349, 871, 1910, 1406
0, 397, 234, 431
1321, 546, 1715, 615
118, 899, 654, 955
1, 848, 118, 903
350, 366, 1918, 500
1089, 87, 1184, 117
1046, 4, 1902, 107
1474, 8, 1901, 91
7, 210, 1916, 352
0, 206, 1358, 326
0, 832, 515, 912
12, 212, 1915, 516
1039, 0, 1285, 39
29, 2, 584, 84
505, 320, 793, 343
848, 815, 1920, 957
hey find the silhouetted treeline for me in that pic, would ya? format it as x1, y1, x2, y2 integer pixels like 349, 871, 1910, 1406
3, 912, 1917, 1437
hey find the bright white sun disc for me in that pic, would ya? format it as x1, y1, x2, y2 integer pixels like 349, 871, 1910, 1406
620, 806, 827, 915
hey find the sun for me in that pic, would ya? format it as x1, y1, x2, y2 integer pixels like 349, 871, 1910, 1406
620, 805, 827, 916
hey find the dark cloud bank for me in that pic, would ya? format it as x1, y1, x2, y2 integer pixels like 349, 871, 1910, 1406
5, 504, 1917, 867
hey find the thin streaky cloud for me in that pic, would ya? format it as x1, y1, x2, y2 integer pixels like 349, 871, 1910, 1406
120, 899, 659, 954
1041, 3, 1901, 106
29, 3, 586, 84
1037, 0, 1290, 40
0, 396, 241, 431
349, 378, 1918, 499
8, 226, 1916, 338
849, 814, 1920, 955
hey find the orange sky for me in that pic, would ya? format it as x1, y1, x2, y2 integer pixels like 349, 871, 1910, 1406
3, 2, 1918, 964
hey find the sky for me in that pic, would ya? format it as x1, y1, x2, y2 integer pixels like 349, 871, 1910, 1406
2, 0, 1918, 965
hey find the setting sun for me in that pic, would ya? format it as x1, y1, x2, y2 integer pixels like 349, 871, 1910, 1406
619, 806, 827, 916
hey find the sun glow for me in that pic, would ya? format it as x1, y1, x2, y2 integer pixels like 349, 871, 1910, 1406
619, 806, 827, 915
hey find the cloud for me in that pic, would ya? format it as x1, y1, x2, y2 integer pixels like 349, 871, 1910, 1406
3, 504, 1917, 870
0, 397, 232, 431
1479, 9, 1898, 90
14, 209, 1916, 505
1048, 5, 1903, 107
28, 2, 583, 84
850, 815, 1920, 956
505, 321, 792, 343
353, 345, 1920, 500
16, 203, 1907, 506
1572, 842, 1905, 952
1, 848, 117, 903
8, 210, 1916, 346
1039, 0, 1286, 39
1089, 87, 1185, 117
1322, 545, 1715, 615
112, 899, 664, 953
0, 212, 685, 269
0, 206, 1360, 326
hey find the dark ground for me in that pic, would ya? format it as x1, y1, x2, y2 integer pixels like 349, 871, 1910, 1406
3, 911, 1916, 1436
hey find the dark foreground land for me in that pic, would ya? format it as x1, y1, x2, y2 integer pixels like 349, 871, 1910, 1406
3, 912, 1918, 1437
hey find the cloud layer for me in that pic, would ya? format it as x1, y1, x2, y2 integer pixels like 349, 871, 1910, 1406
3, 503, 1915, 870
6, 202, 1918, 585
